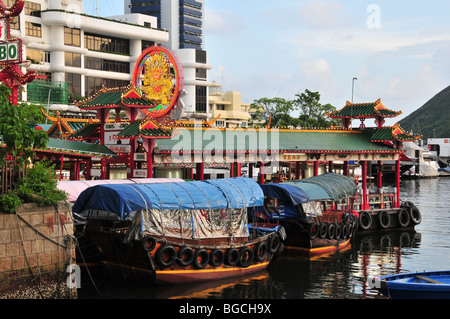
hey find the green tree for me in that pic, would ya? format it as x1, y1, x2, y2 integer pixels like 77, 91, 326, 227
249, 97, 295, 127
0, 85, 49, 167
293, 89, 339, 128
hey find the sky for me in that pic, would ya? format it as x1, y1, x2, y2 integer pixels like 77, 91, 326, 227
84, 0, 450, 125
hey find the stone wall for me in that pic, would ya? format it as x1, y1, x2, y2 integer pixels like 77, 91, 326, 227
0, 201, 77, 299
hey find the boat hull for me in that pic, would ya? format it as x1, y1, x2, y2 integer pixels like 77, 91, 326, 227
77, 224, 283, 285
371, 271, 450, 299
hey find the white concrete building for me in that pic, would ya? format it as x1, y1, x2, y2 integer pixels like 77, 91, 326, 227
10, 0, 169, 102
124, 0, 212, 120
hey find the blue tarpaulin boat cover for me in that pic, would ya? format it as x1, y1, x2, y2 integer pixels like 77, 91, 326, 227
283, 173, 356, 201
72, 177, 264, 220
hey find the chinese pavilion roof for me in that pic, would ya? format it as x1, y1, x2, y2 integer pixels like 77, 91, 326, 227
328, 99, 402, 119
42, 109, 100, 139
370, 123, 421, 143
154, 127, 401, 154
76, 85, 156, 109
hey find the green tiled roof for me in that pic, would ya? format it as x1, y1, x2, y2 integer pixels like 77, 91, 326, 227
116, 120, 173, 139
154, 128, 398, 153
78, 88, 153, 109
329, 101, 401, 119
371, 127, 419, 142
43, 138, 117, 157
67, 124, 101, 140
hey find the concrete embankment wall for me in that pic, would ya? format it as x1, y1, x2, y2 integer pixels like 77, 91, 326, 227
0, 201, 77, 299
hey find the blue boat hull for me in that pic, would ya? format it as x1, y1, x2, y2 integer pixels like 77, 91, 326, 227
371, 271, 450, 299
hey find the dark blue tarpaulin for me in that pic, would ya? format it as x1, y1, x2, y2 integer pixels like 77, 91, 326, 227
72, 177, 264, 220
260, 184, 311, 205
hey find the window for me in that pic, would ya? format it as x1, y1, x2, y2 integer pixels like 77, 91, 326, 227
27, 48, 50, 63
195, 50, 206, 63
65, 52, 81, 67
85, 33, 129, 55
195, 86, 207, 112
25, 22, 41, 37
85, 57, 130, 73
216, 105, 225, 110
64, 27, 81, 47
216, 120, 225, 128
25, 1, 41, 17
66, 73, 81, 96
85, 76, 129, 97
196, 68, 207, 80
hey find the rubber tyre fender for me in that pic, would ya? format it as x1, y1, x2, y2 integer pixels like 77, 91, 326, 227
326, 223, 336, 240
318, 222, 327, 239
141, 236, 157, 252
209, 249, 225, 267
193, 249, 209, 269
410, 207, 422, 225
359, 211, 372, 231
378, 211, 390, 229
156, 245, 177, 268
309, 222, 319, 240
268, 233, 281, 254
397, 209, 410, 228
341, 223, 349, 239
254, 241, 268, 262
335, 223, 342, 239
225, 248, 240, 266
177, 246, 195, 267
238, 246, 254, 268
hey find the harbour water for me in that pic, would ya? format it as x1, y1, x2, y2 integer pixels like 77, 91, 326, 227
78, 178, 450, 300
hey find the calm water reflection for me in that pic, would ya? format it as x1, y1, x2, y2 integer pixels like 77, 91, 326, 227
78, 178, 450, 299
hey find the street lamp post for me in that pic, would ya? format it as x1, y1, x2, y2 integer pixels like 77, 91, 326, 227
352, 77, 357, 103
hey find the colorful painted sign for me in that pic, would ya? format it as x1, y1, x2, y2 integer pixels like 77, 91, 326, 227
132, 46, 184, 118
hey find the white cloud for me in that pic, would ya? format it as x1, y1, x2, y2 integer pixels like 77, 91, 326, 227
205, 8, 245, 35
298, 0, 349, 29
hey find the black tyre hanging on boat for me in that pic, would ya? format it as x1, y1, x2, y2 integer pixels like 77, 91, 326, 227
359, 211, 372, 230
410, 207, 422, 225
141, 236, 157, 252
193, 249, 209, 269
209, 249, 225, 267
254, 241, 268, 262
378, 211, 390, 229
177, 246, 195, 266
327, 223, 336, 239
225, 248, 240, 266
318, 222, 327, 239
156, 245, 177, 268
335, 223, 342, 239
268, 233, 281, 254
238, 246, 254, 268
397, 209, 410, 228
309, 222, 319, 240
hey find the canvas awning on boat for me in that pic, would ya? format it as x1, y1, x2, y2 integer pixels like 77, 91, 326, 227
283, 173, 356, 201
72, 177, 264, 220
58, 178, 185, 202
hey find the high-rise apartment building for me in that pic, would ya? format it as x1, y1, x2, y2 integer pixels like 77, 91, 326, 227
9, 0, 169, 104
124, 0, 212, 119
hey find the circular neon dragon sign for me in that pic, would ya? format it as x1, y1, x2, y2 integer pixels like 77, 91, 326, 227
132, 46, 184, 118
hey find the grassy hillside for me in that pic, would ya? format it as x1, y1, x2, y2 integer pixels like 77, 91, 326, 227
399, 85, 450, 141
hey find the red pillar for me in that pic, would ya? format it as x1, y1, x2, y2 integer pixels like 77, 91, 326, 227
395, 158, 401, 208
377, 161, 383, 189
259, 162, 265, 184
249, 163, 253, 179
362, 161, 368, 210
147, 139, 154, 179
236, 162, 242, 177
230, 162, 234, 178
85, 159, 92, 180
328, 161, 333, 173
196, 162, 204, 181
343, 161, 349, 176
314, 161, 319, 176
295, 161, 301, 179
